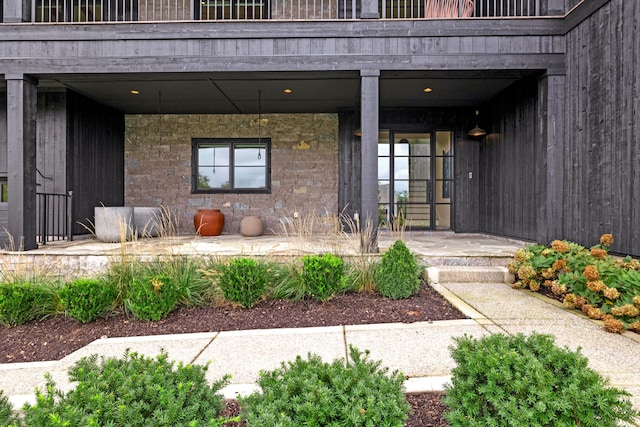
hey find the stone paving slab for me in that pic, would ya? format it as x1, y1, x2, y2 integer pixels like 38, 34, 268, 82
345, 320, 489, 378
194, 326, 346, 385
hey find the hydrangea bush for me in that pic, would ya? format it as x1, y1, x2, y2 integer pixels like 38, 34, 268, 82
509, 234, 640, 333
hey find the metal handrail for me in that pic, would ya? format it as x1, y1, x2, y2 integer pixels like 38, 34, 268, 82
36, 191, 73, 245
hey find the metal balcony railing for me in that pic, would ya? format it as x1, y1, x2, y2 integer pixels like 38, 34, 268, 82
30, 0, 562, 22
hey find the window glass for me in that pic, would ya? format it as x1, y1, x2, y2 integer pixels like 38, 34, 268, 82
193, 138, 270, 193
0, 179, 7, 203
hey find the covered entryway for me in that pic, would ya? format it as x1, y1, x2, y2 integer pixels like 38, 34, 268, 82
377, 130, 453, 230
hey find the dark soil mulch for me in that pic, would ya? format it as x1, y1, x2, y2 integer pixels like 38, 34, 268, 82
1, 284, 460, 426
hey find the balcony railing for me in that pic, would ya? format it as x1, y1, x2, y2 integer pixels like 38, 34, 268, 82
30, 0, 564, 22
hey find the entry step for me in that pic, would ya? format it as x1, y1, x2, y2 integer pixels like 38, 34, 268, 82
425, 266, 514, 284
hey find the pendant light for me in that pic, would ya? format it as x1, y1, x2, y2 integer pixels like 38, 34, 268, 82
468, 110, 487, 138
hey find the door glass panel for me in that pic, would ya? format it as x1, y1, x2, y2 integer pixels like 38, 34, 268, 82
434, 131, 453, 229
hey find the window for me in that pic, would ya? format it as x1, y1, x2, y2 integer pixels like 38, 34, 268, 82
0, 178, 7, 203
192, 138, 270, 193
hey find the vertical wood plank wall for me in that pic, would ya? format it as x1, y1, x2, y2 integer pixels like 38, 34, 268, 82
0, 94, 6, 234
36, 92, 67, 194
67, 91, 125, 234
563, 0, 640, 256
480, 77, 539, 242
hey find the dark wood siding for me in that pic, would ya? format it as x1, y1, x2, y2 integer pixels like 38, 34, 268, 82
0, 93, 6, 235
455, 136, 480, 232
563, 0, 640, 256
338, 111, 362, 225
67, 91, 125, 234
480, 77, 540, 241
36, 91, 67, 194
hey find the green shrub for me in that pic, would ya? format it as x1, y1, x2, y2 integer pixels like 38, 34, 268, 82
240, 346, 410, 426
0, 282, 59, 327
217, 257, 269, 308
374, 240, 421, 299
58, 278, 118, 323
22, 350, 233, 427
300, 253, 348, 302
0, 390, 21, 426
124, 274, 180, 321
444, 333, 639, 427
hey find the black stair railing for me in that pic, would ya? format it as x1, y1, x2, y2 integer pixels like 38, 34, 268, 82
36, 191, 73, 245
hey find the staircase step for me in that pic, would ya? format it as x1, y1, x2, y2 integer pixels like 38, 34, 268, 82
424, 266, 514, 284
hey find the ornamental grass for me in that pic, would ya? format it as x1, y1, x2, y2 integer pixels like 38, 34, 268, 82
510, 234, 640, 334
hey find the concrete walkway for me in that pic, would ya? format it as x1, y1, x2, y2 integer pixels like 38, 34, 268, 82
2, 278, 640, 416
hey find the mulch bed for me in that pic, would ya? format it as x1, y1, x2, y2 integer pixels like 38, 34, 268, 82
1, 284, 460, 426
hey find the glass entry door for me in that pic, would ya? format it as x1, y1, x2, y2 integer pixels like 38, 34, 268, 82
377, 130, 453, 230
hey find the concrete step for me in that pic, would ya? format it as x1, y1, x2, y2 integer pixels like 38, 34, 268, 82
424, 265, 514, 284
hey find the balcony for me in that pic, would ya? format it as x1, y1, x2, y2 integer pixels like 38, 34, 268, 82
30, 0, 581, 22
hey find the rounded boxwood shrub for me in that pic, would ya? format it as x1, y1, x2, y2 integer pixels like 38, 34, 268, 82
444, 332, 639, 427
301, 253, 348, 302
217, 257, 269, 308
22, 350, 232, 427
0, 282, 58, 327
124, 274, 180, 321
374, 240, 421, 299
240, 346, 410, 426
59, 278, 118, 323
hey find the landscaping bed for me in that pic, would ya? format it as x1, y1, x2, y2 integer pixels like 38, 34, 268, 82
0, 284, 463, 364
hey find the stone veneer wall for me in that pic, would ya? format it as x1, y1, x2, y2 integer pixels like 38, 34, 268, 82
125, 113, 339, 235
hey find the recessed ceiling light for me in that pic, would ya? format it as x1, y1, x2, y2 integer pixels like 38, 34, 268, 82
130, 90, 140, 95
284, 88, 293, 94
423, 87, 433, 93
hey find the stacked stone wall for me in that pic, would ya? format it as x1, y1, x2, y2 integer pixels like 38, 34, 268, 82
125, 113, 339, 235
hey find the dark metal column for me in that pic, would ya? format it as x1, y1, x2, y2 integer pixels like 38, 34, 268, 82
536, 71, 566, 245
360, 70, 379, 253
6, 74, 38, 250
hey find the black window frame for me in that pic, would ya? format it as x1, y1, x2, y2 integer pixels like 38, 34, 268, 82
191, 138, 271, 194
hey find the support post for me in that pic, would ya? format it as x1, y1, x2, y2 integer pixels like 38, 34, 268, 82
536, 71, 566, 245
360, 0, 379, 18
360, 70, 380, 253
6, 74, 38, 250
3, 0, 32, 22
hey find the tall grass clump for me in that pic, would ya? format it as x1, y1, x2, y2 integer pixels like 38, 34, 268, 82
374, 240, 422, 299
144, 256, 210, 307
444, 333, 639, 427
240, 346, 410, 426
22, 350, 234, 427
58, 278, 118, 323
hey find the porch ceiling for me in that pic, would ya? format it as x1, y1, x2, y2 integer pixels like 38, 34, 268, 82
33, 70, 530, 113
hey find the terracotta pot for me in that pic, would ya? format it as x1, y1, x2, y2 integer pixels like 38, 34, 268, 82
194, 209, 224, 236
240, 215, 264, 237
